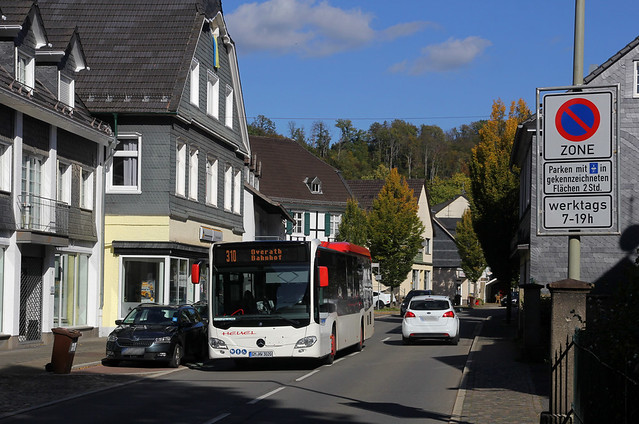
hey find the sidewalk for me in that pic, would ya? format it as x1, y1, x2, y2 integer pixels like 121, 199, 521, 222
0, 307, 549, 422
450, 305, 549, 424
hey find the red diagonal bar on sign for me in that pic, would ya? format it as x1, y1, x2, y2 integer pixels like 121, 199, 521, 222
565, 107, 591, 132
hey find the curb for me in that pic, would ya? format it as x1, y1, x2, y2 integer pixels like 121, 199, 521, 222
448, 315, 486, 424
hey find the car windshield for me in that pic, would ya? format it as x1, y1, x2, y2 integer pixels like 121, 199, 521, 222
410, 299, 450, 311
123, 307, 178, 325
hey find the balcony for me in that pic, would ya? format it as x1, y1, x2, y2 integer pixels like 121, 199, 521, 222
17, 195, 69, 236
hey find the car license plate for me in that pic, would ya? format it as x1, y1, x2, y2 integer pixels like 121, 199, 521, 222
420, 316, 437, 322
249, 351, 273, 358
122, 347, 145, 355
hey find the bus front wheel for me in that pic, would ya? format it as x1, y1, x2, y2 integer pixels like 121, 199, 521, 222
324, 328, 336, 365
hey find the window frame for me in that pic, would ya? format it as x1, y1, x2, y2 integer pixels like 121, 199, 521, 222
0, 143, 11, 193
190, 59, 200, 107
16, 50, 35, 92
206, 156, 218, 206
57, 161, 71, 204
59, 73, 75, 107
634, 61, 639, 98
107, 134, 141, 194
225, 84, 234, 128
80, 168, 93, 210
224, 164, 232, 211
188, 147, 198, 201
233, 168, 241, 214
176, 142, 187, 197
206, 70, 219, 119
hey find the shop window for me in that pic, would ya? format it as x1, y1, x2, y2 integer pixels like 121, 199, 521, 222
122, 259, 165, 313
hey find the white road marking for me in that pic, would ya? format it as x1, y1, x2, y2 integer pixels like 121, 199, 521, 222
381, 336, 391, 342
296, 369, 320, 381
202, 413, 230, 424
248, 386, 286, 404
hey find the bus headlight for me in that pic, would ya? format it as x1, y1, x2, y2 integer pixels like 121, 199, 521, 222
209, 337, 228, 349
294, 336, 317, 348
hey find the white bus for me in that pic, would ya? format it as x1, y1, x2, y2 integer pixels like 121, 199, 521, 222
203, 239, 374, 364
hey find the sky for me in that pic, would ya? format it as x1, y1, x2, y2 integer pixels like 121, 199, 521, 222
224, 0, 639, 141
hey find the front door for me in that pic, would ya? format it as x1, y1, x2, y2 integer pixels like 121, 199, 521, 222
20, 257, 43, 342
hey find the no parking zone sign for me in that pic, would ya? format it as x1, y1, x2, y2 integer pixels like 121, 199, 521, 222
538, 87, 618, 235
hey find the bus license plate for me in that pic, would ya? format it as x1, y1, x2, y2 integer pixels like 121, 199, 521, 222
249, 351, 273, 358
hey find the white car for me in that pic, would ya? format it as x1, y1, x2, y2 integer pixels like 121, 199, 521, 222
373, 291, 395, 308
401, 295, 460, 345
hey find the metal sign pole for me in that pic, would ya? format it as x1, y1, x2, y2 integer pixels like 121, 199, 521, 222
568, 0, 585, 280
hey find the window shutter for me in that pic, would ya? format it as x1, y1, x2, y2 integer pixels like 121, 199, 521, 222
324, 213, 331, 236
286, 216, 293, 234
304, 212, 310, 236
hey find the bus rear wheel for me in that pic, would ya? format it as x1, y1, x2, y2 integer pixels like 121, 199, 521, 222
354, 324, 363, 352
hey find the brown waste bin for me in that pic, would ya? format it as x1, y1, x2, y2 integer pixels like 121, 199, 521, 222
46, 327, 82, 374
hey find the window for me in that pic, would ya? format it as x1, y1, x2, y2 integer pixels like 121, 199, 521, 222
0, 143, 11, 192
190, 59, 200, 107
207, 70, 219, 119
206, 157, 218, 206
225, 84, 234, 128
57, 162, 71, 204
330, 214, 341, 235
224, 165, 232, 211
293, 212, 303, 233
16, 51, 34, 91
188, 148, 198, 200
122, 258, 165, 310
304, 176, 322, 194
54, 253, 89, 327
170, 258, 195, 304
176, 142, 186, 196
80, 169, 93, 210
635, 61, 639, 97
233, 168, 241, 213
109, 134, 140, 193
423, 238, 431, 254
59, 74, 74, 107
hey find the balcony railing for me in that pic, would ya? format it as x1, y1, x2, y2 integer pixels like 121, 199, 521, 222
17, 195, 69, 236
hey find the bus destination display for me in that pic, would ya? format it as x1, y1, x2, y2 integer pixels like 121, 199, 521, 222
214, 243, 308, 266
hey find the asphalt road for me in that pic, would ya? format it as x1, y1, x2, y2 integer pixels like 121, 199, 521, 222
3, 312, 477, 424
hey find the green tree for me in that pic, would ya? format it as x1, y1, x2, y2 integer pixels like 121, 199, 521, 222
427, 172, 471, 206
336, 198, 368, 246
468, 99, 530, 301
367, 169, 425, 298
455, 209, 487, 285
310, 121, 331, 158
248, 115, 279, 136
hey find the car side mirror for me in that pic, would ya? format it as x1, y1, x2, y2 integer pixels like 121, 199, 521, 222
115, 319, 123, 325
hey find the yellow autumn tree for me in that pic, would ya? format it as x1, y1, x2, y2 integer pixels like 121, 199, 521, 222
468, 99, 530, 290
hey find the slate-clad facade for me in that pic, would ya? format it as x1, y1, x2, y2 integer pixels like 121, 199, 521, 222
38, 0, 252, 332
0, 2, 114, 349
512, 36, 639, 293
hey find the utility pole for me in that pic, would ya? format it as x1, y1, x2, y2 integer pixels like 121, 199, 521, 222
568, 0, 585, 280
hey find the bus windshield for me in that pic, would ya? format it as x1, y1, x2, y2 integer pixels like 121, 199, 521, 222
211, 263, 311, 328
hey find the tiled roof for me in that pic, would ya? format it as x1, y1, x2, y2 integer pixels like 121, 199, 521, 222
249, 136, 351, 206
37, 0, 222, 113
347, 179, 425, 211
1, 1, 34, 26
584, 35, 639, 84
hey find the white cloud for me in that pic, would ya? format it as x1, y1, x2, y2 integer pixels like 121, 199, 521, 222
391, 36, 492, 75
226, 0, 429, 57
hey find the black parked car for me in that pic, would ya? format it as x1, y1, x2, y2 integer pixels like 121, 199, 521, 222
501, 292, 519, 307
105, 303, 207, 368
400, 289, 433, 316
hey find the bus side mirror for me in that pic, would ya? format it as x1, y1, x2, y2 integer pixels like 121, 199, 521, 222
191, 263, 200, 284
319, 266, 329, 287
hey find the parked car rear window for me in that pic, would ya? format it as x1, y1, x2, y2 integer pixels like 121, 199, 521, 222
410, 300, 450, 311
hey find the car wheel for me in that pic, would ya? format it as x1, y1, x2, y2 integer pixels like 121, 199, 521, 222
376, 300, 385, 309
168, 344, 183, 368
450, 334, 460, 345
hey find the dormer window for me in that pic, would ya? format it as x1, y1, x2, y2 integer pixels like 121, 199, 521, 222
59, 74, 75, 107
304, 176, 322, 194
16, 51, 35, 92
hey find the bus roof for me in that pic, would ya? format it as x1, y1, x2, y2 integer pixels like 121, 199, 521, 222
320, 241, 371, 260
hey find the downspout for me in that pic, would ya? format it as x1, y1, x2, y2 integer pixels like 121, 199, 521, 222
100, 113, 118, 311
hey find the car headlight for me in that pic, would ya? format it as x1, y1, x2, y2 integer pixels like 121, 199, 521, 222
294, 336, 317, 348
154, 336, 172, 343
209, 337, 228, 349
107, 333, 118, 342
